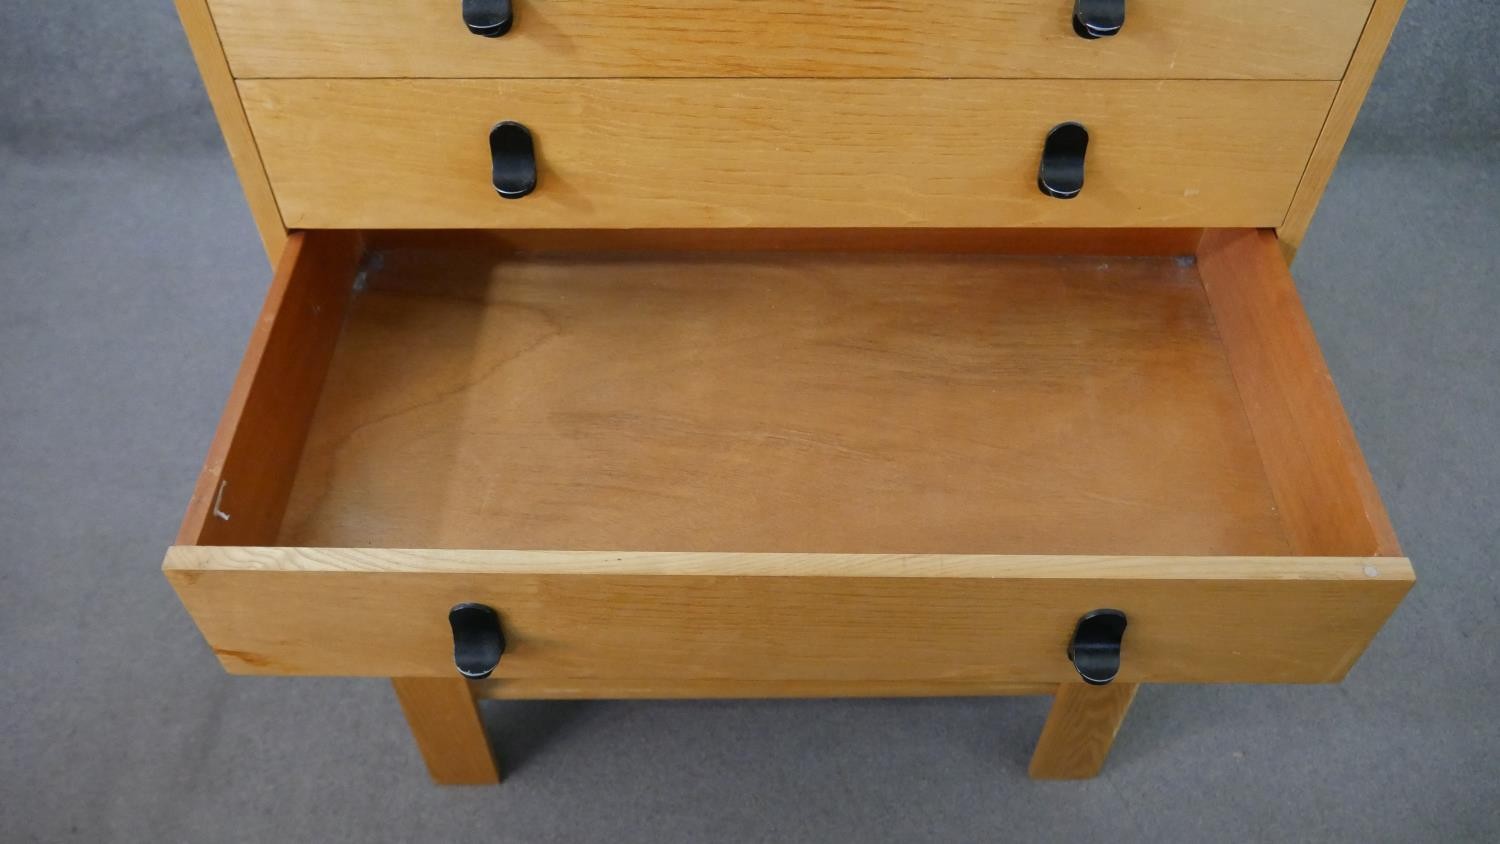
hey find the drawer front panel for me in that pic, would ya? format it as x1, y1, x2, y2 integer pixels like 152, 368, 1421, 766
211, 0, 1373, 81
243, 79, 1337, 230
166, 548, 1412, 684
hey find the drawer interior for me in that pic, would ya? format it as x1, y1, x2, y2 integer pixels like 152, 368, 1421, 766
282, 242, 1284, 555
166, 228, 1408, 684
182, 228, 1397, 560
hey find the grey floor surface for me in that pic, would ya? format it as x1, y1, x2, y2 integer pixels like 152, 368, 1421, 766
2, 139, 1498, 840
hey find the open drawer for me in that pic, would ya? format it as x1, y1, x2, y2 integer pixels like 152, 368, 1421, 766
165, 228, 1411, 695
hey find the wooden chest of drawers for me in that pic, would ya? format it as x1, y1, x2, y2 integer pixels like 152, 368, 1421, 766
169, 0, 1412, 784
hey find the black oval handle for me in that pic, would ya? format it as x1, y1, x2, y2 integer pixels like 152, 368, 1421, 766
1038, 121, 1088, 199
490, 121, 537, 199
449, 603, 506, 679
463, 0, 514, 37
1073, 0, 1124, 38
1067, 609, 1127, 685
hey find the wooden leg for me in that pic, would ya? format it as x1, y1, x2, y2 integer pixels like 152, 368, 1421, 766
1028, 682, 1138, 780
392, 678, 501, 785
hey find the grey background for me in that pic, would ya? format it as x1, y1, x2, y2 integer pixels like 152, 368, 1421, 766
1, 1, 1496, 841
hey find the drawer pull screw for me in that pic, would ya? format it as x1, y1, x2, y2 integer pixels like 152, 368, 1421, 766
1068, 609, 1127, 685
462, 0, 514, 37
1072, 0, 1125, 39
449, 603, 507, 679
1038, 122, 1089, 199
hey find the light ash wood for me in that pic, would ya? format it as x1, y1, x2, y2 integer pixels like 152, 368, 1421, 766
364, 228, 1207, 258
240, 79, 1337, 230
1029, 683, 1139, 779
169, 547, 1413, 580
391, 678, 500, 784
1198, 230, 1401, 557
209, 0, 1372, 81
163, 235, 1412, 694
276, 250, 1286, 554
165, 546, 1413, 683
473, 677, 1055, 700
173, 0, 287, 263
175, 232, 362, 547
1278, 0, 1408, 259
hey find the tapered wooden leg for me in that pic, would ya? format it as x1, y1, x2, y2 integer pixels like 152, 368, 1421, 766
1028, 682, 1138, 780
392, 678, 500, 784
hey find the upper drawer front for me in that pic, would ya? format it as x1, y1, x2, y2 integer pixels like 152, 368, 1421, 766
244, 79, 1336, 230
211, 0, 1374, 80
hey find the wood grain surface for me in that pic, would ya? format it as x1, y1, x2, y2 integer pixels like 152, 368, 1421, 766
471, 677, 1056, 700
362, 228, 1208, 257
175, 232, 361, 546
210, 0, 1372, 81
164, 236, 1413, 689
240, 79, 1337, 230
275, 250, 1287, 554
173, 0, 287, 262
1029, 683, 1139, 779
165, 547, 1414, 682
1198, 229, 1401, 557
391, 678, 500, 784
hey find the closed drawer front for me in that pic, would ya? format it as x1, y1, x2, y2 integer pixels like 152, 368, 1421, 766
211, 0, 1373, 80
165, 229, 1411, 689
243, 79, 1337, 230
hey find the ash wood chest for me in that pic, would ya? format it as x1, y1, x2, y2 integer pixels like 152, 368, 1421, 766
168, 0, 1413, 783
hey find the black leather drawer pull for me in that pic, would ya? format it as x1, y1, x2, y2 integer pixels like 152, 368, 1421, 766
490, 121, 537, 199
463, 0, 514, 36
449, 603, 507, 679
1073, 0, 1125, 38
1068, 609, 1127, 685
1038, 122, 1088, 199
